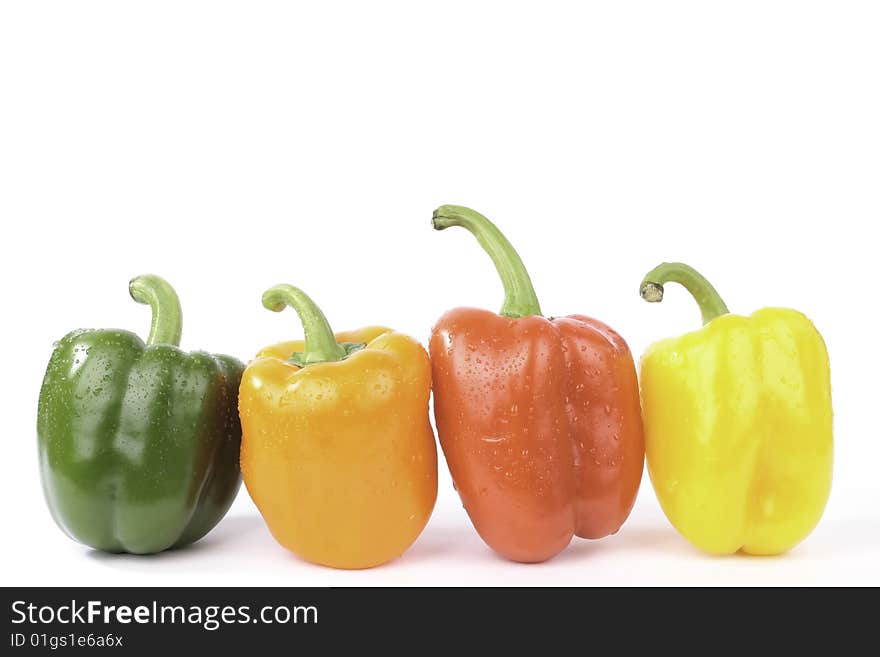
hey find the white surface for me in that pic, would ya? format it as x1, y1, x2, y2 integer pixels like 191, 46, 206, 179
1, 1, 878, 586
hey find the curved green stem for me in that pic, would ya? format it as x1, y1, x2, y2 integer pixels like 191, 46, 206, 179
262, 284, 363, 366
432, 205, 542, 318
129, 274, 183, 346
639, 262, 729, 325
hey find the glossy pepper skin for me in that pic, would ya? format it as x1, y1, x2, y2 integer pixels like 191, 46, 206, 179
430, 206, 644, 563
37, 275, 244, 554
639, 262, 833, 555
239, 285, 437, 569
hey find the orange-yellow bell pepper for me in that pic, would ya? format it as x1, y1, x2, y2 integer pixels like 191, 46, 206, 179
239, 284, 437, 569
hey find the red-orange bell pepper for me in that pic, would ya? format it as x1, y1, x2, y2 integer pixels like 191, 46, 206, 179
429, 205, 645, 563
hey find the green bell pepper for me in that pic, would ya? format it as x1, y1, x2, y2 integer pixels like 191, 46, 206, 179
37, 275, 244, 554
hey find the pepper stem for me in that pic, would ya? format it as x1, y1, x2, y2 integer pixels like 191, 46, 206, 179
639, 262, 729, 325
262, 284, 364, 367
129, 274, 183, 346
432, 205, 542, 318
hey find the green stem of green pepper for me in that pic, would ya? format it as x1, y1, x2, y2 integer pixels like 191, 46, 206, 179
129, 274, 183, 346
639, 262, 730, 325
262, 284, 365, 367
432, 205, 542, 318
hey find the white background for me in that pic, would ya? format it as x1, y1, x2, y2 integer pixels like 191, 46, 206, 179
1, 1, 878, 586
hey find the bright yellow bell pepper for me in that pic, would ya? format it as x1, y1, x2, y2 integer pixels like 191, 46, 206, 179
638, 263, 833, 555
